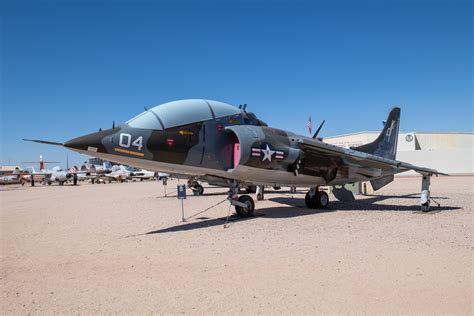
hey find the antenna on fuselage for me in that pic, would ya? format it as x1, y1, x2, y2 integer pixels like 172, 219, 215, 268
312, 120, 326, 139
238, 104, 242, 109
242, 104, 247, 111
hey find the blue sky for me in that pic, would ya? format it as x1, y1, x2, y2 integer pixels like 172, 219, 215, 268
1, 0, 472, 167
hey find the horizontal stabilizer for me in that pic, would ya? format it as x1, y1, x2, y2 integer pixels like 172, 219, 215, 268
332, 186, 356, 201
23, 139, 64, 146
370, 175, 394, 191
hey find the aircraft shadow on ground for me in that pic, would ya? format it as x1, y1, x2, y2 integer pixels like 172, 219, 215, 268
145, 207, 317, 234
146, 194, 461, 234
269, 194, 459, 213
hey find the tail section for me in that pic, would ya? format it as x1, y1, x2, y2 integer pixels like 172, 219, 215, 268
39, 155, 44, 172
354, 107, 400, 160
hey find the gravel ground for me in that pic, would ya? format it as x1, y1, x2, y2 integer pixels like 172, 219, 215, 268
1, 176, 472, 314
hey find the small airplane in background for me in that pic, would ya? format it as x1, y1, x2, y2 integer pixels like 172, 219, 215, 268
25, 99, 446, 215
0, 167, 27, 185
129, 168, 156, 181
103, 165, 132, 183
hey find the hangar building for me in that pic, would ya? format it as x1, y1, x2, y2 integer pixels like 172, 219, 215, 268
323, 132, 473, 175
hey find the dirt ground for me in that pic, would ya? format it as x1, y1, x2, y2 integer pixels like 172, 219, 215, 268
1, 176, 472, 314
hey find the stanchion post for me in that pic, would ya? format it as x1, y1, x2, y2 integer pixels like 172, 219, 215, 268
177, 184, 186, 222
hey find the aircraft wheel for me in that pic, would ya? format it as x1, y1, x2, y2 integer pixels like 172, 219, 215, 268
235, 195, 255, 218
109, 179, 112, 183
48, 181, 52, 186
305, 191, 315, 208
314, 191, 329, 209
273, 186, 281, 190
246, 186, 257, 194
192, 184, 204, 196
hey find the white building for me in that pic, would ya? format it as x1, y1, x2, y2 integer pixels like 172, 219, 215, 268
323, 132, 473, 175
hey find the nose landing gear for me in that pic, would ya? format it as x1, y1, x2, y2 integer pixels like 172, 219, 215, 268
305, 187, 329, 209
187, 178, 204, 196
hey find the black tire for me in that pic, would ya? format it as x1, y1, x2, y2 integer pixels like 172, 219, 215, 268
235, 195, 255, 218
314, 191, 329, 209
305, 191, 315, 208
246, 186, 257, 194
192, 184, 204, 196
273, 186, 281, 190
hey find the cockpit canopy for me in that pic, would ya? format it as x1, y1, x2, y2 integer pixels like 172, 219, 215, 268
127, 99, 242, 130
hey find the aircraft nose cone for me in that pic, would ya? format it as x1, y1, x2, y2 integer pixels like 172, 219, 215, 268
64, 129, 115, 153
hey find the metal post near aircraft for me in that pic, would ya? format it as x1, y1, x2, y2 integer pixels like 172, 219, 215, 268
162, 177, 168, 197
177, 184, 186, 222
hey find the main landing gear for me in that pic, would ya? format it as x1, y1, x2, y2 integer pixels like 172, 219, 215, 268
187, 178, 204, 196
227, 181, 255, 218
305, 187, 329, 209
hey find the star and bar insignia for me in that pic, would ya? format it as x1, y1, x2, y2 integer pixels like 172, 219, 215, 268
251, 144, 284, 162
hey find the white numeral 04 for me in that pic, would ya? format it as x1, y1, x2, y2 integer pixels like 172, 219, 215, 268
119, 133, 143, 151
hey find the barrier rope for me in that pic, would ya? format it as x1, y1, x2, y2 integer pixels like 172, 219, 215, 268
184, 198, 228, 221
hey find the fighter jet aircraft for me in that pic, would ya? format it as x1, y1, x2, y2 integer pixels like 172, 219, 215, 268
129, 168, 156, 181
25, 99, 445, 216
103, 165, 132, 183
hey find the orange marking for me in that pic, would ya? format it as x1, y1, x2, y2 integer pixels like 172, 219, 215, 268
113, 147, 144, 157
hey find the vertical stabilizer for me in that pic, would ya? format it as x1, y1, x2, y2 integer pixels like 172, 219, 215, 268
39, 155, 45, 172
353, 107, 400, 160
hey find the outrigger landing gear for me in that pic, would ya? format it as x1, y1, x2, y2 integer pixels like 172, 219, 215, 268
420, 175, 431, 212
227, 181, 255, 217
305, 187, 329, 209
256, 185, 265, 201
187, 178, 204, 196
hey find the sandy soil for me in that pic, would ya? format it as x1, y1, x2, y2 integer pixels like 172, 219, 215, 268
1, 176, 472, 314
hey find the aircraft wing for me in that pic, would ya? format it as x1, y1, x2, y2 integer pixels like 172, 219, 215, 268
297, 138, 447, 177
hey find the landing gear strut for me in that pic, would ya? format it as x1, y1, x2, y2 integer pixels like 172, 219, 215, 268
227, 181, 255, 217
420, 175, 431, 212
305, 187, 329, 209
256, 185, 265, 201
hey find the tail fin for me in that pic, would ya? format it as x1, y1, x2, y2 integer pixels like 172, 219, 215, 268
39, 155, 44, 172
353, 107, 400, 160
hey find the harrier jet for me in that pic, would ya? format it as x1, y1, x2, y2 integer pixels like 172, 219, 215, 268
25, 99, 445, 216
